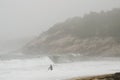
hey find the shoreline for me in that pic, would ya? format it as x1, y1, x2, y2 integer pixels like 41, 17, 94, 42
67, 72, 120, 80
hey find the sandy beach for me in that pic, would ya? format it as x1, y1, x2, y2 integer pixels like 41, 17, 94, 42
68, 72, 120, 80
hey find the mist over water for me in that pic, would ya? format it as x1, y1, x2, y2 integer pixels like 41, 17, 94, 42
1, 0, 120, 40
0, 0, 120, 57
0, 0, 120, 80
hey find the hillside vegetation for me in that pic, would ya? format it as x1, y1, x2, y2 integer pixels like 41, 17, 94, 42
23, 8, 120, 56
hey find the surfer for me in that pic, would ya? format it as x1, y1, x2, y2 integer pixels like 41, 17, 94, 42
48, 64, 53, 71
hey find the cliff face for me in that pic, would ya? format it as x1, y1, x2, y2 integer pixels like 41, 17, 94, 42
22, 8, 120, 56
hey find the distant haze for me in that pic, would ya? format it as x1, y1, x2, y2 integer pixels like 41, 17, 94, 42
0, 0, 120, 40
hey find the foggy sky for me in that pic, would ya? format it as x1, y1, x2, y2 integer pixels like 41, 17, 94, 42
1, 0, 120, 40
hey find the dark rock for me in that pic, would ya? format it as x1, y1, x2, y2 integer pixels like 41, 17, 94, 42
114, 72, 120, 80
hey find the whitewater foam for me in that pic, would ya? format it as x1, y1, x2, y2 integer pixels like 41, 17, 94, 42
0, 56, 120, 80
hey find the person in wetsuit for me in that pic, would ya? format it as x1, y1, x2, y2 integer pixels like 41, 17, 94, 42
48, 64, 53, 71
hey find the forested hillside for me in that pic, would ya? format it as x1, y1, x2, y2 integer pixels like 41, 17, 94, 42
22, 8, 120, 56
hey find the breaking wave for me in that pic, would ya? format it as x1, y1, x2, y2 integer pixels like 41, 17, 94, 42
0, 56, 54, 69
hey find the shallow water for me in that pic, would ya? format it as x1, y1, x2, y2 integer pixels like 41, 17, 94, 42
0, 57, 120, 80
